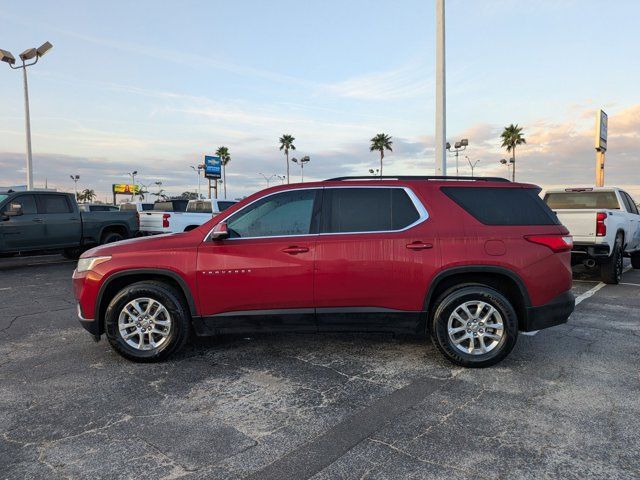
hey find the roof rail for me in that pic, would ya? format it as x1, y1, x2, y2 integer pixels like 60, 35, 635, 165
325, 175, 510, 182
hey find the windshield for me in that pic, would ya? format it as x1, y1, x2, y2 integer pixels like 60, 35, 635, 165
544, 191, 620, 209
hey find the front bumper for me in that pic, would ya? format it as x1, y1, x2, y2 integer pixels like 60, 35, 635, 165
522, 290, 575, 332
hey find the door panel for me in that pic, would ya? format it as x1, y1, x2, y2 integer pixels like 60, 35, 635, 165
0, 195, 44, 251
38, 194, 82, 248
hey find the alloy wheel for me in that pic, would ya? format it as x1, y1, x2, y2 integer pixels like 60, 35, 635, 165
118, 297, 172, 351
447, 300, 504, 355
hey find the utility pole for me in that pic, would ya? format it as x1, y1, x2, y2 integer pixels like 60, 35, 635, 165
595, 109, 607, 187
435, 0, 446, 175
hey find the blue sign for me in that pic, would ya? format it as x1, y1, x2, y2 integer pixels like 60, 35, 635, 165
204, 155, 221, 179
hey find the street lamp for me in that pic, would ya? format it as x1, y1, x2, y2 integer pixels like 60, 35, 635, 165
276, 175, 286, 184
1, 41, 53, 190
70, 175, 80, 198
465, 156, 480, 178
291, 155, 310, 182
446, 138, 469, 176
259, 173, 276, 188
369, 168, 380, 176
190, 165, 204, 198
500, 158, 514, 180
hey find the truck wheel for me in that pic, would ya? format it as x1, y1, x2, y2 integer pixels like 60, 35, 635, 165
430, 284, 518, 368
600, 235, 623, 284
101, 231, 124, 244
104, 281, 191, 362
631, 252, 640, 269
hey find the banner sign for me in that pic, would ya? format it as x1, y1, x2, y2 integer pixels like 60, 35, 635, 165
204, 155, 222, 179
595, 109, 607, 151
112, 184, 140, 194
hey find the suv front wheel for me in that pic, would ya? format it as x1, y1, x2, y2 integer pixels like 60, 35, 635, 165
104, 281, 190, 362
430, 285, 518, 368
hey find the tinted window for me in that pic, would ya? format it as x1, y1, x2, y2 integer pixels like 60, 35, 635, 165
4, 195, 37, 215
217, 201, 236, 212
119, 204, 136, 211
622, 192, 639, 215
226, 190, 318, 238
544, 191, 620, 210
187, 201, 213, 213
322, 188, 420, 233
41, 195, 72, 214
141, 204, 154, 211
444, 187, 559, 226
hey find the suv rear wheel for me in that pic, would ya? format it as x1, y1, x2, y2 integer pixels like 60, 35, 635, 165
430, 285, 518, 368
104, 281, 190, 362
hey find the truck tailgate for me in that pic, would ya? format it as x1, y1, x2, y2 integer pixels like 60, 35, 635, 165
553, 209, 597, 243
140, 211, 170, 234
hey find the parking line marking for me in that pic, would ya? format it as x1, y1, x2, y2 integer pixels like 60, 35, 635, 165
574, 266, 632, 305
619, 282, 640, 287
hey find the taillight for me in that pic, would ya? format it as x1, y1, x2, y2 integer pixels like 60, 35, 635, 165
524, 235, 573, 252
596, 212, 607, 236
162, 213, 171, 228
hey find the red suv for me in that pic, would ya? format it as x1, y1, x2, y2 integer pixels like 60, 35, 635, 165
73, 176, 574, 367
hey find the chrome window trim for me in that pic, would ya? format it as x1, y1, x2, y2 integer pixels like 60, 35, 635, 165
205, 185, 429, 241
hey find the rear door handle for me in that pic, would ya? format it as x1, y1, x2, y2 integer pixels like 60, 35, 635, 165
32, 218, 44, 223
282, 246, 309, 255
406, 242, 433, 250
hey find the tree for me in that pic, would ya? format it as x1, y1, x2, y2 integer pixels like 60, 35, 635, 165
77, 189, 96, 203
369, 133, 393, 176
178, 191, 199, 200
500, 124, 526, 181
215, 146, 231, 199
279, 134, 296, 184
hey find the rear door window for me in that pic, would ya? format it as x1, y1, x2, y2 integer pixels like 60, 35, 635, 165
544, 191, 620, 210
621, 192, 639, 215
41, 195, 72, 214
444, 187, 559, 226
321, 187, 421, 233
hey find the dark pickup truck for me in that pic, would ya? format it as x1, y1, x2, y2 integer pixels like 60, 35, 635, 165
0, 191, 139, 258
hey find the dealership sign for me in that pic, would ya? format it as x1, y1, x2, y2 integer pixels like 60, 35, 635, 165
112, 184, 140, 194
595, 109, 607, 151
204, 155, 222, 179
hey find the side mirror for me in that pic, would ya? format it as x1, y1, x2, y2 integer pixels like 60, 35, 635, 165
210, 222, 229, 240
4, 204, 23, 217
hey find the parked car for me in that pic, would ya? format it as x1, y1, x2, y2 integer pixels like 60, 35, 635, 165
73, 176, 574, 367
544, 187, 640, 283
1, 191, 139, 258
140, 199, 237, 234
79, 204, 120, 212
119, 202, 154, 213
139, 199, 189, 234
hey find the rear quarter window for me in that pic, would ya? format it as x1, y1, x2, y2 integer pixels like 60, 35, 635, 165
443, 187, 559, 226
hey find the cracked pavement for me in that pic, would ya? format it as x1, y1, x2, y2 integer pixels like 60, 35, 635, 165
0, 258, 639, 479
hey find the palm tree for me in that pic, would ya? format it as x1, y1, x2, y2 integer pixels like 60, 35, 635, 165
78, 189, 96, 203
500, 124, 526, 181
369, 133, 393, 176
215, 146, 231, 198
279, 134, 296, 184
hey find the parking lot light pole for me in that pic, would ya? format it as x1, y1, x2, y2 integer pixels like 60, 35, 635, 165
291, 156, 310, 182
446, 139, 468, 176
465, 156, 479, 178
1, 42, 53, 190
190, 165, 203, 198
500, 158, 514, 179
70, 175, 80, 198
259, 173, 276, 188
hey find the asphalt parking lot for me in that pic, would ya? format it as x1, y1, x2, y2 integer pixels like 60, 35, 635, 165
1, 257, 639, 479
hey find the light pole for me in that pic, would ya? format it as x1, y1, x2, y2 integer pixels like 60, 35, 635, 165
369, 168, 380, 176
1, 42, 53, 190
70, 175, 80, 199
500, 158, 514, 180
276, 175, 286, 184
259, 173, 276, 188
291, 156, 310, 182
446, 139, 468, 176
435, 0, 446, 175
465, 156, 480, 178
191, 165, 203, 198
127, 170, 138, 199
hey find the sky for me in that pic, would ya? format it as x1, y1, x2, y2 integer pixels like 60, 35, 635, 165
1, 0, 639, 202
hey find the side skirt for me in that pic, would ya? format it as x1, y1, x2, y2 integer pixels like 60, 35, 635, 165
192, 307, 426, 337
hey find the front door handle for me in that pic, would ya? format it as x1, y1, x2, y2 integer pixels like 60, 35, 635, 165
406, 242, 433, 250
282, 246, 309, 255
32, 218, 44, 223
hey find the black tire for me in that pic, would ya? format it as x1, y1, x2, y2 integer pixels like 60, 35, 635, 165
104, 281, 191, 362
430, 284, 518, 368
101, 231, 124, 244
62, 247, 82, 259
600, 234, 623, 284
631, 252, 640, 269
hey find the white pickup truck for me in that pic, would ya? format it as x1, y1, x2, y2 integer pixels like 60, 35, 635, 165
543, 187, 640, 283
140, 199, 236, 235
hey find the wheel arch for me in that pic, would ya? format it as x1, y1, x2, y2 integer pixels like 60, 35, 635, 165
95, 269, 198, 336
424, 266, 531, 331
99, 223, 130, 243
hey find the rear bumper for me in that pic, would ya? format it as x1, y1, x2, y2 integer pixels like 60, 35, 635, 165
522, 290, 575, 332
571, 243, 610, 264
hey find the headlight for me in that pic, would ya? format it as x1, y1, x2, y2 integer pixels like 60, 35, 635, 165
76, 256, 111, 273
